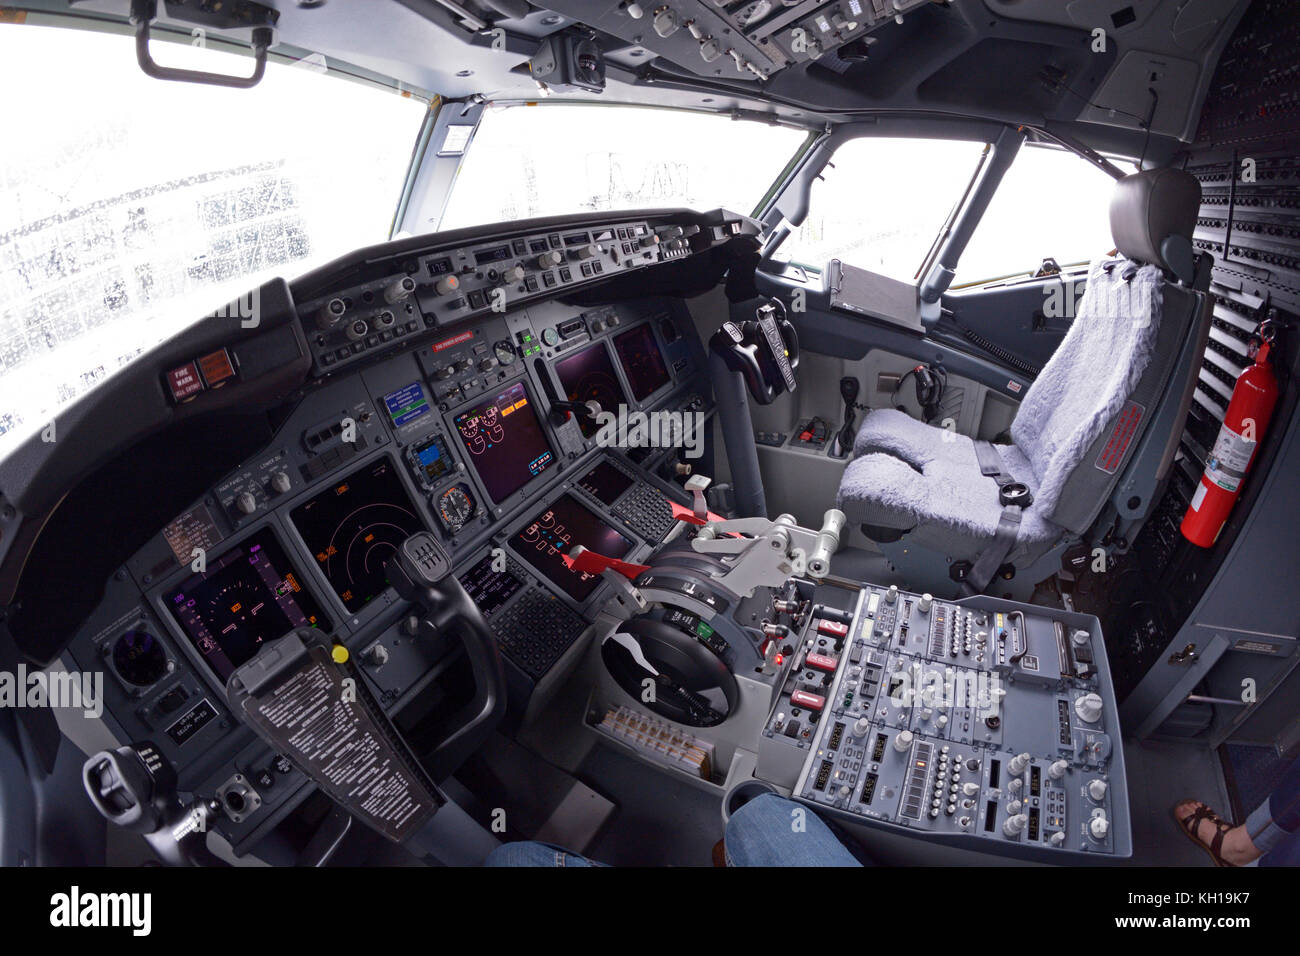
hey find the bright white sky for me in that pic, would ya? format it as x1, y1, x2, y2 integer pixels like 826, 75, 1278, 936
0, 23, 426, 459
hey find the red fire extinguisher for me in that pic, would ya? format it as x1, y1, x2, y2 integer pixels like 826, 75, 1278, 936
1181, 322, 1280, 547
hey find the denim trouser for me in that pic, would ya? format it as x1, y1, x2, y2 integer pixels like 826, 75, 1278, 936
485, 793, 862, 867
1245, 755, 1300, 867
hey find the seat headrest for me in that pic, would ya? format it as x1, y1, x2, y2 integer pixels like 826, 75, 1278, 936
1109, 168, 1201, 281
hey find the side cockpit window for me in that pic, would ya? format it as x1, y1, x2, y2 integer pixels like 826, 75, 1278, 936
773, 137, 987, 281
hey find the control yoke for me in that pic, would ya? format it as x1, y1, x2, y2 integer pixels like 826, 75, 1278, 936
83, 742, 226, 867
709, 299, 800, 405
386, 532, 508, 778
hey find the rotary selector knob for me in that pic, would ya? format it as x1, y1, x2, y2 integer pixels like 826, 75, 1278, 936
1072, 629, 1090, 647
961, 782, 979, 796
270, 471, 291, 495
384, 275, 416, 304
1008, 778, 1023, 793
1048, 759, 1069, 779
1008, 752, 1031, 775
365, 644, 390, 667
839, 785, 852, 798
501, 265, 526, 284
1089, 812, 1110, 841
1002, 813, 1028, 837
1049, 831, 1066, 847
317, 297, 346, 330
1007, 799, 1022, 814
893, 730, 914, 753
571, 243, 599, 261
434, 275, 460, 296
535, 250, 563, 269
345, 318, 369, 342
918, 593, 933, 613
885, 585, 898, 604
236, 491, 257, 515
1087, 779, 1108, 802
1075, 692, 1104, 724
853, 717, 870, 736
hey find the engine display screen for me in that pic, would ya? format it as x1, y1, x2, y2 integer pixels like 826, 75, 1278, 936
165, 528, 331, 683
452, 381, 555, 503
613, 324, 671, 401
554, 342, 628, 438
458, 554, 524, 618
290, 458, 426, 613
578, 460, 634, 506
510, 494, 633, 603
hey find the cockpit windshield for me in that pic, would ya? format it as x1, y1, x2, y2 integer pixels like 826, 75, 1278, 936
439, 103, 809, 229
0, 23, 426, 459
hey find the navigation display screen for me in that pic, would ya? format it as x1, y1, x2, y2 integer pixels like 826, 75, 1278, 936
510, 494, 633, 602
613, 324, 671, 401
166, 528, 331, 683
554, 342, 628, 438
452, 381, 555, 503
578, 460, 634, 506
290, 458, 426, 613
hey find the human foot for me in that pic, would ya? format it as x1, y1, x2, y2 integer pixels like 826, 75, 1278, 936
1172, 800, 1261, 866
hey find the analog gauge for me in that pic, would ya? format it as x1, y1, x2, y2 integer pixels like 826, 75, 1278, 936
111, 630, 169, 686
436, 484, 475, 533
493, 340, 517, 366
541, 328, 561, 348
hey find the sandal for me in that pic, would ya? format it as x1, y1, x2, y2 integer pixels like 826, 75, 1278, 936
1172, 800, 1236, 867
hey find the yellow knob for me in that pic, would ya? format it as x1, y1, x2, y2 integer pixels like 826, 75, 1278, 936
331, 644, 350, 664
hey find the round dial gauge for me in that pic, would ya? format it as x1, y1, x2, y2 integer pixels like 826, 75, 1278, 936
493, 340, 517, 366
112, 630, 168, 686
436, 484, 475, 533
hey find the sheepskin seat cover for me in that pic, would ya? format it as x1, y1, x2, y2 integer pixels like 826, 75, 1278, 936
837, 259, 1164, 560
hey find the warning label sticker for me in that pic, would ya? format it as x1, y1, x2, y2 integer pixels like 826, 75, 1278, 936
1205, 426, 1256, 493
1094, 400, 1146, 474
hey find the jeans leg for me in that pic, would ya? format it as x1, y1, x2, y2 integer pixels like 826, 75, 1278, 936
1260, 829, 1300, 867
1244, 755, 1300, 854
724, 793, 863, 867
484, 841, 602, 867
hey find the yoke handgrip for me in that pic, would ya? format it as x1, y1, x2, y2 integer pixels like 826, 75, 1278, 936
387, 533, 507, 779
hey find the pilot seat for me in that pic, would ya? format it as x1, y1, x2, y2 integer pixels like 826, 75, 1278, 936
836, 168, 1213, 597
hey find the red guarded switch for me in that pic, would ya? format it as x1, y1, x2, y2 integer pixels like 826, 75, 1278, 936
790, 690, 825, 711
806, 652, 838, 673
816, 619, 849, 638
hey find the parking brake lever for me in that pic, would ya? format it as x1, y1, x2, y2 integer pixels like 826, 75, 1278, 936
386, 532, 508, 778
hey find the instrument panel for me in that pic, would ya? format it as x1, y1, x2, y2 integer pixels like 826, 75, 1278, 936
756, 584, 1132, 862
57, 210, 727, 854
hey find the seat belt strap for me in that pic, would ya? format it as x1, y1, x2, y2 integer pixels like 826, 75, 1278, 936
974, 440, 1009, 483
967, 441, 1023, 593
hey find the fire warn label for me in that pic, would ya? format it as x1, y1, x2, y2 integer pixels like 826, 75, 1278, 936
1094, 400, 1145, 474
1205, 426, 1256, 493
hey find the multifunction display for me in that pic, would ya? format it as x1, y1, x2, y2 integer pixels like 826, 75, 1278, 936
452, 381, 555, 503
291, 458, 426, 613
510, 494, 633, 602
166, 528, 331, 682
